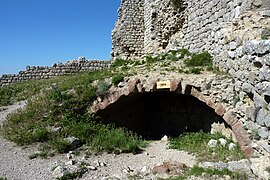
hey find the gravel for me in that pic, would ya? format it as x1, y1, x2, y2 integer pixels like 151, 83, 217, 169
0, 101, 197, 180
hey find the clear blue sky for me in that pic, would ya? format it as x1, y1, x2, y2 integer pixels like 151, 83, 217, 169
0, 0, 121, 75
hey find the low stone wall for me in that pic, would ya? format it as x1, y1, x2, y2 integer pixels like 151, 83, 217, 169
0, 58, 110, 86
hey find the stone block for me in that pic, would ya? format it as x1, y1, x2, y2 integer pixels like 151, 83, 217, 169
257, 127, 269, 139
223, 110, 238, 127
256, 108, 270, 126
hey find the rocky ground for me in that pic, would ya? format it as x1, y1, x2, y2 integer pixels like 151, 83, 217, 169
0, 67, 269, 179
0, 101, 197, 180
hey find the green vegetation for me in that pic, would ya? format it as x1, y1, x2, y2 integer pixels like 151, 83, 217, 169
110, 58, 128, 68
143, 49, 214, 74
0, 49, 220, 157
261, 27, 270, 40
184, 51, 212, 67
0, 70, 113, 107
0, 177, 7, 180
56, 170, 86, 180
266, 166, 270, 173
112, 74, 124, 86
29, 151, 49, 159
169, 131, 245, 162
170, 0, 185, 11
96, 80, 110, 93
233, 94, 240, 108
187, 67, 203, 74
90, 126, 146, 154
0, 69, 145, 155
160, 165, 248, 180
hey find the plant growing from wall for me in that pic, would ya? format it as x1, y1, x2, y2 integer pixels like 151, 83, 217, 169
170, 0, 184, 11
112, 74, 124, 86
184, 51, 213, 67
97, 80, 110, 93
261, 27, 270, 40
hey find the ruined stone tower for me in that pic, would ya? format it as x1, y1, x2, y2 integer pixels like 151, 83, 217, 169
111, 0, 270, 156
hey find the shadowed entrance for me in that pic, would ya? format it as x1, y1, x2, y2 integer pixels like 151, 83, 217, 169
95, 91, 227, 140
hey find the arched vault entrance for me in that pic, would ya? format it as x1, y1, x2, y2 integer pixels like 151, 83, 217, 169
95, 92, 226, 140
90, 78, 253, 156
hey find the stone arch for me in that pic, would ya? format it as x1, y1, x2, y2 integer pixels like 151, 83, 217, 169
90, 78, 253, 156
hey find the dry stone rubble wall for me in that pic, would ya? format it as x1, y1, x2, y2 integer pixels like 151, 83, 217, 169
0, 58, 110, 86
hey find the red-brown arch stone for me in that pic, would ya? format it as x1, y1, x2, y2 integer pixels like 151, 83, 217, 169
90, 78, 253, 157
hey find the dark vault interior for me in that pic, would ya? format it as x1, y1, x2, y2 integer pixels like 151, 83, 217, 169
95, 91, 228, 140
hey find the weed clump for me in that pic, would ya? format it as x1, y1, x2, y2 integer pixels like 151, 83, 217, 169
184, 51, 212, 67
111, 58, 127, 68
112, 74, 124, 86
97, 80, 110, 92
169, 131, 245, 162
1, 70, 144, 155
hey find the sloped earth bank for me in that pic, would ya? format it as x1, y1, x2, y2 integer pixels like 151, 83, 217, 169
1, 101, 270, 179
0, 101, 196, 180
0, 101, 66, 180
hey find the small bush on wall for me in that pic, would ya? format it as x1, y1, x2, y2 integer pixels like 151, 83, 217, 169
170, 0, 184, 11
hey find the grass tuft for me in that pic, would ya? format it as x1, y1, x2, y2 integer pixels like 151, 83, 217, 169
184, 51, 212, 67
0, 69, 145, 155
169, 131, 245, 162
159, 165, 248, 180
112, 74, 124, 86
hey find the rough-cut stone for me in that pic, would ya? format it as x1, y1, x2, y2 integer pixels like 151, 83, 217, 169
63, 137, 82, 152
223, 110, 238, 127
0, 59, 110, 86
214, 103, 225, 116
228, 159, 252, 175
170, 79, 182, 93
199, 162, 228, 170
208, 139, 218, 148
228, 143, 237, 151
250, 157, 270, 180
254, 92, 268, 109
218, 138, 227, 146
153, 161, 186, 175
242, 83, 254, 94
256, 108, 270, 127
257, 127, 269, 139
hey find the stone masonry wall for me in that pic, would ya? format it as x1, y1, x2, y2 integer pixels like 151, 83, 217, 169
144, 0, 186, 54
112, 0, 270, 153
167, 0, 270, 153
0, 57, 110, 86
111, 0, 145, 60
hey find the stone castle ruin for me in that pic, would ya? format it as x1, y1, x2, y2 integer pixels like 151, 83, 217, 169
110, 0, 270, 156
1, 0, 270, 158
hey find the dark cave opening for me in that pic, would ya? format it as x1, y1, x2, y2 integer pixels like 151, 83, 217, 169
95, 92, 228, 140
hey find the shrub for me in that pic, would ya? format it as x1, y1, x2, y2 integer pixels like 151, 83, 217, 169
29, 151, 48, 159
166, 54, 179, 61
112, 74, 124, 86
189, 67, 203, 74
184, 165, 248, 179
170, 0, 184, 11
184, 51, 212, 67
169, 131, 245, 162
111, 58, 127, 68
32, 127, 49, 142
146, 55, 156, 64
49, 138, 70, 153
266, 166, 270, 173
90, 126, 145, 154
97, 80, 110, 92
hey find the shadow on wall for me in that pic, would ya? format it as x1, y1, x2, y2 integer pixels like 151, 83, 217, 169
96, 92, 230, 140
